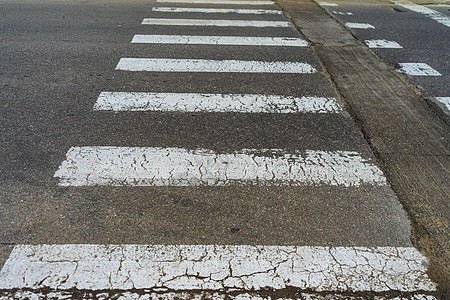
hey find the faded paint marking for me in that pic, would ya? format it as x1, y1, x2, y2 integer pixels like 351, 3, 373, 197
393, 0, 450, 28
94, 92, 342, 113
365, 39, 403, 48
152, 7, 282, 14
157, 0, 275, 4
435, 97, 450, 110
115, 58, 317, 74
333, 11, 353, 15
318, 2, 338, 6
53, 147, 386, 187
396, 63, 441, 76
131, 35, 307, 47
345, 22, 375, 29
142, 18, 290, 27
0, 245, 436, 293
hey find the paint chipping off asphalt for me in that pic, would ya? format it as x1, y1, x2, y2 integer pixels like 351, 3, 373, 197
54, 147, 387, 187
396, 63, 442, 76
94, 92, 341, 113
141, 18, 291, 27
0, 245, 437, 295
115, 58, 316, 73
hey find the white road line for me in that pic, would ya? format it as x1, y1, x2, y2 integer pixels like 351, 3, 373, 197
396, 63, 442, 76
435, 97, 450, 110
142, 18, 290, 27
0, 245, 437, 293
131, 35, 307, 47
333, 11, 353, 15
392, 0, 450, 28
157, 0, 275, 4
318, 2, 338, 6
364, 39, 403, 48
115, 58, 317, 73
54, 147, 386, 187
152, 7, 282, 14
94, 92, 342, 113
345, 22, 375, 29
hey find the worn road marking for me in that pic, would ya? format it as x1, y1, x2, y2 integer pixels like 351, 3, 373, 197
142, 18, 290, 27
396, 63, 441, 76
392, 0, 450, 28
345, 22, 375, 29
152, 7, 282, 14
364, 39, 403, 48
115, 58, 316, 73
318, 2, 338, 6
333, 11, 353, 15
435, 97, 450, 110
0, 245, 436, 293
94, 92, 342, 113
54, 147, 386, 187
131, 35, 307, 47
157, 0, 275, 4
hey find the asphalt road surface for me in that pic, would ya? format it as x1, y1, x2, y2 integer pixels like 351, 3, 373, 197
0, 0, 447, 298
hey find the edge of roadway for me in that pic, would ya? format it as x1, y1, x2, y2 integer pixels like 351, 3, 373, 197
276, 0, 449, 295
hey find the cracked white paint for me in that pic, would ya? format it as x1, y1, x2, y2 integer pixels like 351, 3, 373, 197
53, 147, 386, 187
392, 0, 450, 28
94, 92, 341, 113
396, 63, 441, 76
156, 0, 275, 4
152, 7, 282, 14
131, 35, 307, 47
345, 22, 375, 29
364, 39, 403, 49
142, 18, 290, 27
0, 245, 437, 293
0, 291, 439, 299
115, 58, 316, 74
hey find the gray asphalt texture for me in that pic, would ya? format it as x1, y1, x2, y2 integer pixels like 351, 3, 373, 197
0, 0, 413, 268
322, 2, 450, 98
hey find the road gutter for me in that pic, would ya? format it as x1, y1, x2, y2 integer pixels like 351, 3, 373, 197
276, 0, 449, 294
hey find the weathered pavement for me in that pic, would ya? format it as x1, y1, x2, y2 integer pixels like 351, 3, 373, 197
0, 0, 448, 298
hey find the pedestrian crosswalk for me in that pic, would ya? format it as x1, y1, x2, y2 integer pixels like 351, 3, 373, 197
0, 0, 438, 298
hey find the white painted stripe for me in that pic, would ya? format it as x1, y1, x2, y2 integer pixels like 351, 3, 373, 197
318, 2, 338, 6
152, 7, 282, 14
435, 97, 450, 110
94, 92, 342, 113
131, 35, 307, 47
396, 63, 442, 76
392, 0, 450, 28
364, 39, 403, 49
116, 58, 316, 74
333, 11, 353, 15
0, 245, 437, 293
0, 291, 439, 300
157, 0, 275, 5
142, 18, 290, 27
345, 22, 375, 29
54, 147, 386, 187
